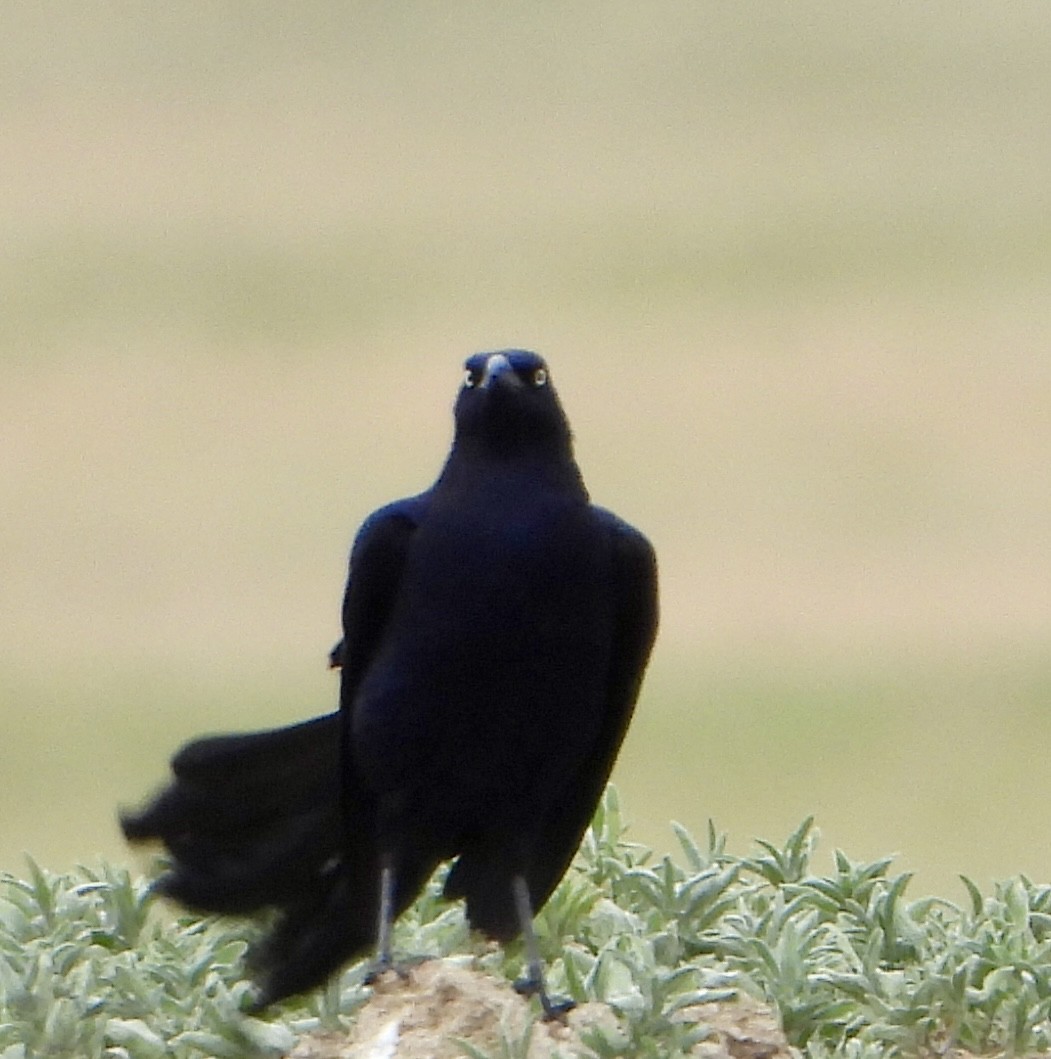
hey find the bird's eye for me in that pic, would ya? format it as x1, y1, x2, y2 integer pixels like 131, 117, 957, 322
463, 369, 478, 388
531, 368, 548, 387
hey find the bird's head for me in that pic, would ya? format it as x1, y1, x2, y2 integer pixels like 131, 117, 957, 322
451, 350, 573, 459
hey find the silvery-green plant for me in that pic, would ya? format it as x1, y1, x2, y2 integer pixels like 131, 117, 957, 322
4, 789, 1051, 1057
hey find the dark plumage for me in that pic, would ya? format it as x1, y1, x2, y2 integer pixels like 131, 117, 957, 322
121, 350, 658, 1013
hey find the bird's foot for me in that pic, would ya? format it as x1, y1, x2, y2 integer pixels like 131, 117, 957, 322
513, 974, 576, 1021
364, 953, 431, 986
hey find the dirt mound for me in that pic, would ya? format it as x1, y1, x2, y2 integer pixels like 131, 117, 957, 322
289, 961, 791, 1059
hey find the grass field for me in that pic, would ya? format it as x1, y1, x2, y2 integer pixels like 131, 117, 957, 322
2, 2, 1050, 897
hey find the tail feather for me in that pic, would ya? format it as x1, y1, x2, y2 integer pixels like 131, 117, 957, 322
121, 714, 343, 912
121, 710, 458, 1005
121, 711, 385, 1002
170, 714, 338, 785
151, 803, 339, 913
443, 844, 520, 940
249, 862, 378, 1007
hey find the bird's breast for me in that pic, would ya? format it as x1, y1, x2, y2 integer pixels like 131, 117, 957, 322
350, 490, 614, 805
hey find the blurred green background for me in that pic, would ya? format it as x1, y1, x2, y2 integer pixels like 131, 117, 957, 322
3, 3, 1049, 898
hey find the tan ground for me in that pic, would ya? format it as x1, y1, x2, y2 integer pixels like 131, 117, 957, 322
288, 962, 791, 1059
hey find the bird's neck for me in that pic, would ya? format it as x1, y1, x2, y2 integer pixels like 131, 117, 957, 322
439, 440, 587, 497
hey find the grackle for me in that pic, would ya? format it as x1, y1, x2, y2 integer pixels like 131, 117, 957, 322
121, 350, 658, 1016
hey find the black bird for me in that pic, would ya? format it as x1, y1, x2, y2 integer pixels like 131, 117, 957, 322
121, 350, 658, 1014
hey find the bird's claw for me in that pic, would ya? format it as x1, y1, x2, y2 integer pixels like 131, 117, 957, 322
362, 961, 390, 986
364, 954, 431, 986
513, 975, 576, 1021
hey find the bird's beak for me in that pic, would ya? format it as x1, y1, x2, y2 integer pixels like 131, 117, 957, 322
479, 353, 521, 390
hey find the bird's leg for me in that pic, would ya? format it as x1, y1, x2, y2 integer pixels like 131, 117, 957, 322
364, 855, 396, 983
510, 874, 576, 1020
363, 853, 431, 985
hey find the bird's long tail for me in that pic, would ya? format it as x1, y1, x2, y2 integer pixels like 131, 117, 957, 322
120, 712, 380, 1005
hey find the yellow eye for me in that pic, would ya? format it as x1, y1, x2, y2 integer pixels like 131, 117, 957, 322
532, 368, 548, 387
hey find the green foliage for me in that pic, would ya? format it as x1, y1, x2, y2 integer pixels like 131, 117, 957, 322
454, 1017, 537, 1059
0, 860, 312, 1058
4, 791, 1051, 1057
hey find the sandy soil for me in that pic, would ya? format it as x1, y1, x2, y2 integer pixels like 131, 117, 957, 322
288, 962, 792, 1059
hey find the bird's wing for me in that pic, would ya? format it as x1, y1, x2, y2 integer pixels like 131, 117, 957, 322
329, 492, 431, 670
333, 490, 433, 858
525, 508, 659, 911
336, 491, 430, 698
